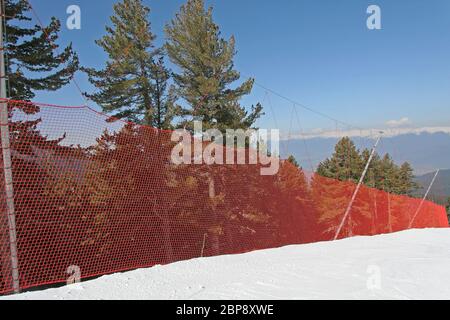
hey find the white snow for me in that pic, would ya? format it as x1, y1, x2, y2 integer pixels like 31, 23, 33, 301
3, 228, 450, 300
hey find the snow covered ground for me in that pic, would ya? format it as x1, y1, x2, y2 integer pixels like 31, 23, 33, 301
3, 228, 450, 300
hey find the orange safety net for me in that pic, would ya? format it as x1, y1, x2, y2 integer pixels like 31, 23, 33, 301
0, 99, 447, 294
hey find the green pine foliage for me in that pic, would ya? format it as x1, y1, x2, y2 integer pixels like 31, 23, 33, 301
316, 137, 363, 184
165, 0, 263, 132
83, 0, 177, 128
317, 137, 419, 196
377, 154, 397, 193
396, 162, 419, 196
4, 0, 79, 100
150, 56, 179, 129
287, 155, 300, 168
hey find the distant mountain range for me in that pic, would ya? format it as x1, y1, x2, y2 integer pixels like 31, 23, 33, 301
414, 169, 450, 205
282, 132, 450, 175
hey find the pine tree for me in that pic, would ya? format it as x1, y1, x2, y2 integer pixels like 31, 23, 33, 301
316, 137, 419, 196
287, 155, 300, 168
361, 148, 381, 188
396, 162, 418, 196
83, 0, 176, 128
150, 56, 178, 129
165, 0, 263, 132
4, 0, 79, 100
316, 137, 363, 184
378, 153, 397, 192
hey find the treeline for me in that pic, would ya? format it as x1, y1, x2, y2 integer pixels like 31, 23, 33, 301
82, 0, 263, 132
82, 0, 262, 130
316, 137, 418, 196
5, 0, 262, 131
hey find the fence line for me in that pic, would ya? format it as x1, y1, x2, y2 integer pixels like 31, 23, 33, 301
0, 99, 447, 295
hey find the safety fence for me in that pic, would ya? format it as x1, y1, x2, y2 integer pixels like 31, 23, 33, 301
0, 99, 448, 294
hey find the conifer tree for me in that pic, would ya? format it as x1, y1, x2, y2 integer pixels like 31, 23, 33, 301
316, 137, 363, 184
287, 155, 300, 168
4, 0, 79, 100
378, 153, 397, 192
317, 137, 419, 196
165, 0, 262, 132
396, 162, 418, 196
83, 0, 176, 128
361, 148, 381, 188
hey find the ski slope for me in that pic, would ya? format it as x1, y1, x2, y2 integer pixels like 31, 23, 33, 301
3, 228, 450, 300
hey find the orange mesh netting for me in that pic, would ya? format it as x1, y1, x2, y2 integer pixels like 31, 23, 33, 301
0, 99, 447, 294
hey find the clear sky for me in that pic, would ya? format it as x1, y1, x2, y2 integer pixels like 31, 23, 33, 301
26, 0, 450, 134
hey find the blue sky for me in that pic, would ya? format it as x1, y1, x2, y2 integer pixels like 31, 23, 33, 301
27, 0, 450, 134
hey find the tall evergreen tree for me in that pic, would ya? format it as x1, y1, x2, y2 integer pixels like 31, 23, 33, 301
396, 162, 418, 196
4, 0, 79, 100
83, 0, 176, 128
165, 0, 263, 132
316, 137, 363, 184
378, 153, 397, 193
361, 148, 381, 188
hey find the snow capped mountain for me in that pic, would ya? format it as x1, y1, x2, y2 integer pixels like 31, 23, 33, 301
281, 126, 450, 140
